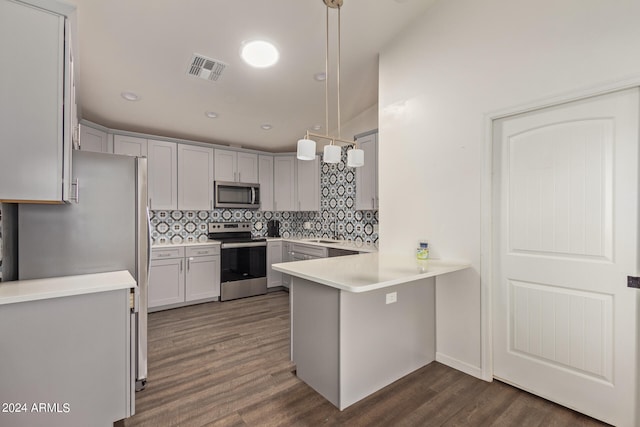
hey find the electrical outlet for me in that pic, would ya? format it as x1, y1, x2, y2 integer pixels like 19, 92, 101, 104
385, 292, 397, 304
373, 224, 379, 233
303, 222, 312, 230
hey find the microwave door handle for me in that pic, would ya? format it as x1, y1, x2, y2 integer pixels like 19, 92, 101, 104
251, 187, 255, 204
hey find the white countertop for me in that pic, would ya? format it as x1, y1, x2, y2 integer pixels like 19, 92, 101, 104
272, 253, 470, 293
0, 270, 136, 305
152, 241, 221, 248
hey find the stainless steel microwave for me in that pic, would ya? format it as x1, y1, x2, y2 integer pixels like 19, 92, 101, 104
214, 181, 260, 209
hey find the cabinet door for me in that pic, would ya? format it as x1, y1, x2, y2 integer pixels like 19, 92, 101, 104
355, 133, 378, 210
258, 155, 274, 211
185, 255, 220, 301
274, 156, 296, 211
237, 152, 258, 183
179, 144, 214, 211
296, 155, 320, 211
114, 135, 148, 157
0, 2, 67, 202
214, 149, 236, 182
149, 258, 185, 308
282, 242, 291, 288
267, 241, 283, 288
79, 124, 110, 153
148, 140, 177, 210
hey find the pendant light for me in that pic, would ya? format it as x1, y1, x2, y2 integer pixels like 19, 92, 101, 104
296, 0, 364, 168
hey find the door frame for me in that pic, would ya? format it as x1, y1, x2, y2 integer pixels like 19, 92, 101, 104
479, 74, 640, 382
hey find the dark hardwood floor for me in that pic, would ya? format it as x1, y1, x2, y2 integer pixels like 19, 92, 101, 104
123, 291, 607, 427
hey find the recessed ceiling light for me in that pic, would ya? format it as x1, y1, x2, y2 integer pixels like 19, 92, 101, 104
205, 111, 218, 118
121, 91, 139, 101
312, 124, 322, 131
261, 124, 273, 130
241, 40, 279, 68
314, 72, 326, 81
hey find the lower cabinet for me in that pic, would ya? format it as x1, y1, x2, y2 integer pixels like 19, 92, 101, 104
149, 245, 220, 311
267, 240, 283, 288
282, 242, 291, 289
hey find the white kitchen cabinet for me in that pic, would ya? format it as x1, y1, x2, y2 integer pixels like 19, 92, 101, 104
0, 0, 73, 203
258, 155, 274, 211
274, 156, 296, 211
214, 149, 258, 183
355, 132, 378, 210
178, 144, 214, 211
114, 135, 148, 157
296, 155, 320, 211
79, 124, 111, 153
267, 240, 283, 288
185, 254, 220, 301
148, 139, 178, 210
149, 245, 220, 311
149, 257, 185, 309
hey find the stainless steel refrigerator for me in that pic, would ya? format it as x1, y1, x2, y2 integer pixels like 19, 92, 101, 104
17, 150, 149, 396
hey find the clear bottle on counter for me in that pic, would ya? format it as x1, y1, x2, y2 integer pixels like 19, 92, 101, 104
416, 241, 429, 260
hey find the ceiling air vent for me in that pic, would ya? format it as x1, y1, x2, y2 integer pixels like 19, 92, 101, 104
187, 54, 227, 81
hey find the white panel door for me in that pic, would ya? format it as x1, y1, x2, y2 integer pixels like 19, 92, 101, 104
114, 135, 147, 157
149, 258, 185, 308
355, 133, 378, 210
79, 125, 109, 153
147, 140, 177, 210
492, 88, 640, 426
259, 155, 274, 211
274, 156, 296, 211
185, 255, 220, 301
237, 152, 258, 183
179, 144, 214, 211
214, 149, 236, 182
267, 241, 283, 288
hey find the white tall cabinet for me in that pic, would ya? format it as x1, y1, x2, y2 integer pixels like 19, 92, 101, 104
178, 144, 214, 211
0, 0, 73, 203
148, 140, 178, 210
258, 155, 274, 211
274, 156, 296, 211
355, 132, 378, 210
214, 149, 258, 183
296, 155, 320, 211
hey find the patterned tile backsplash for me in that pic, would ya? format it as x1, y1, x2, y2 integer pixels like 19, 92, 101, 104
152, 148, 378, 245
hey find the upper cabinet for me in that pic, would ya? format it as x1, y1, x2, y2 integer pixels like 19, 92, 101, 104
79, 124, 111, 153
178, 144, 214, 211
114, 135, 148, 157
148, 140, 178, 210
258, 155, 274, 211
296, 156, 320, 211
214, 149, 258, 183
355, 132, 378, 210
0, 0, 74, 202
273, 156, 296, 212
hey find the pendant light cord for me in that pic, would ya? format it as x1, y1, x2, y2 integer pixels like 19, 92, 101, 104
325, 5, 330, 142
337, 5, 341, 139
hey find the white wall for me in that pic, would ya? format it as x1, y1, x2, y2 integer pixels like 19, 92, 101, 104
378, 0, 640, 376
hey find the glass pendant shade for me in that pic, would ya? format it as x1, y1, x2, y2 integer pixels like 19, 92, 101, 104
297, 138, 316, 160
347, 148, 364, 167
323, 144, 341, 163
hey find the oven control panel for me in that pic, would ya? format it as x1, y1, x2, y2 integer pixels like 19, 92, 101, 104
208, 222, 252, 234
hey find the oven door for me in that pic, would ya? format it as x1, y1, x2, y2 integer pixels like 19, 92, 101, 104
220, 242, 267, 301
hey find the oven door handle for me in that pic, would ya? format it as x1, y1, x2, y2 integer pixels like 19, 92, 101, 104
222, 241, 267, 249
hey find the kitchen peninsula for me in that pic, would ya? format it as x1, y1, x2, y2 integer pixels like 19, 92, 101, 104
272, 253, 470, 410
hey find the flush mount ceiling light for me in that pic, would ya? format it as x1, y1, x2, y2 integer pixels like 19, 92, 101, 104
261, 124, 273, 130
297, 0, 364, 168
205, 111, 218, 118
121, 91, 140, 101
240, 40, 279, 68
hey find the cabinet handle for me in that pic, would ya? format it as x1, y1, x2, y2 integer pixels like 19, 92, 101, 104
238, 172, 241, 182
196, 251, 207, 255
180, 259, 183, 272
210, 199, 213, 210
149, 198, 152, 208
157, 253, 170, 258
187, 257, 193, 270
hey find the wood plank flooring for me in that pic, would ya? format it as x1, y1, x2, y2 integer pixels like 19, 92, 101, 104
123, 291, 608, 427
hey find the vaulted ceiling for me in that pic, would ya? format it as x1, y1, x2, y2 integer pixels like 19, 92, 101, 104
72, 0, 436, 151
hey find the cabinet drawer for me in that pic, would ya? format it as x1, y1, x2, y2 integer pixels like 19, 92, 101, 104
186, 245, 220, 257
292, 243, 327, 258
151, 246, 184, 260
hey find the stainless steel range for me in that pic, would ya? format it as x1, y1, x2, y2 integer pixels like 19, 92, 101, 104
208, 222, 267, 301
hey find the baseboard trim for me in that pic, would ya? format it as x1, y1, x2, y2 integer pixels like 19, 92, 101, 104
436, 352, 486, 381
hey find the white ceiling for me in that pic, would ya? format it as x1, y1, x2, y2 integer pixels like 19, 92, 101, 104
72, 0, 436, 152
